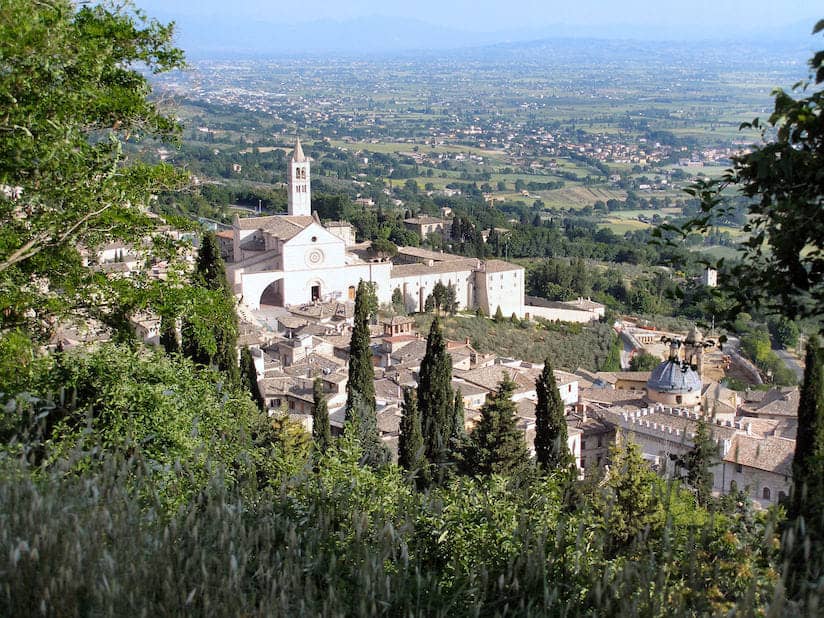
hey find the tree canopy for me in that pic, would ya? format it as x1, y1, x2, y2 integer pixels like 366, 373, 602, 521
0, 0, 186, 336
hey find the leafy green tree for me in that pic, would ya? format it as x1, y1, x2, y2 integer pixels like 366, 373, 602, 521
312, 377, 332, 454
398, 387, 427, 486
665, 25, 824, 331
630, 351, 661, 372
494, 306, 504, 323
418, 316, 456, 479
534, 359, 572, 470
465, 374, 529, 477
0, 0, 185, 337
240, 346, 264, 411
783, 336, 824, 598
371, 237, 398, 261
345, 281, 383, 466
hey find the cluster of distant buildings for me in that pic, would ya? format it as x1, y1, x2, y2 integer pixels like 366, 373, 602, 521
69, 139, 795, 512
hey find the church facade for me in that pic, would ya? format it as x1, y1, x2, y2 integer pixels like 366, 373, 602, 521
226, 139, 524, 316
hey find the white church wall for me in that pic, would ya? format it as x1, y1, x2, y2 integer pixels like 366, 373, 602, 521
281, 224, 347, 272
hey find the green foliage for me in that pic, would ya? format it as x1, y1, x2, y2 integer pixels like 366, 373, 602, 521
534, 358, 573, 470
630, 351, 662, 371
0, 343, 260, 507
672, 416, 718, 506
398, 387, 427, 486
345, 281, 381, 466
666, 31, 824, 329
601, 333, 622, 371
493, 305, 504, 323
195, 231, 228, 291
784, 336, 824, 600
239, 346, 264, 411
159, 313, 179, 354
0, 0, 186, 336
465, 374, 530, 477
418, 317, 456, 479
417, 312, 614, 370
311, 377, 331, 454
391, 286, 405, 314
597, 437, 665, 554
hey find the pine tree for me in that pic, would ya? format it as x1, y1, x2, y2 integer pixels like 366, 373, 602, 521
534, 358, 573, 470
159, 313, 179, 354
600, 436, 664, 555
399, 387, 427, 486
345, 280, 382, 466
783, 337, 824, 598
465, 374, 529, 477
239, 346, 264, 411
195, 231, 227, 291
418, 316, 455, 479
494, 305, 504, 323
312, 377, 332, 454
673, 416, 718, 506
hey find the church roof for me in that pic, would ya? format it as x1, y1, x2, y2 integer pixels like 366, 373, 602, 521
292, 138, 306, 162
482, 259, 523, 273
235, 214, 316, 240
647, 359, 702, 394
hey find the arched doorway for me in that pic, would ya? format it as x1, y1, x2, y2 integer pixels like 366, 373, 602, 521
259, 278, 284, 307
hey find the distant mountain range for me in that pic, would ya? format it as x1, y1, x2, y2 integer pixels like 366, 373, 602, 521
153, 12, 820, 59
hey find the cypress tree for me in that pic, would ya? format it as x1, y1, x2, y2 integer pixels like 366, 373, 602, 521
345, 280, 382, 466
466, 374, 529, 477
601, 335, 622, 371
240, 346, 264, 411
783, 337, 824, 598
399, 387, 427, 486
418, 316, 455, 478
312, 377, 332, 454
196, 231, 227, 291
535, 358, 573, 470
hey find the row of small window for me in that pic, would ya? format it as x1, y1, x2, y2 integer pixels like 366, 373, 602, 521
294, 184, 308, 192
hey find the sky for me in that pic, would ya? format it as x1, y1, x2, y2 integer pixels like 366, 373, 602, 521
134, 0, 823, 54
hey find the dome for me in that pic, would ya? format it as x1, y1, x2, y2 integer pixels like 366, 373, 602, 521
647, 359, 702, 394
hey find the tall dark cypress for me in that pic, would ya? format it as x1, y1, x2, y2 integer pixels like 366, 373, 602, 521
534, 358, 572, 470
399, 387, 427, 486
345, 280, 382, 465
195, 231, 227, 291
239, 346, 264, 411
784, 337, 824, 599
312, 377, 332, 454
418, 316, 455, 476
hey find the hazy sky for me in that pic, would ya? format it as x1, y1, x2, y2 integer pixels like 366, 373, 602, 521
138, 0, 820, 33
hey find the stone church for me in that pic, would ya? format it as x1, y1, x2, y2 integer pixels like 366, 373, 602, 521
226, 139, 524, 317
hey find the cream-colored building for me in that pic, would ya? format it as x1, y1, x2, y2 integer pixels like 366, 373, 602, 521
227, 139, 525, 316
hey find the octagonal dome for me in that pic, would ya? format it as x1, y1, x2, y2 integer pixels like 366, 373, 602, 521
647, 359, 702, 394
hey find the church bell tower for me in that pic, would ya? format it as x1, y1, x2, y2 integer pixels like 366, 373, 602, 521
287, 137, 311, 216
